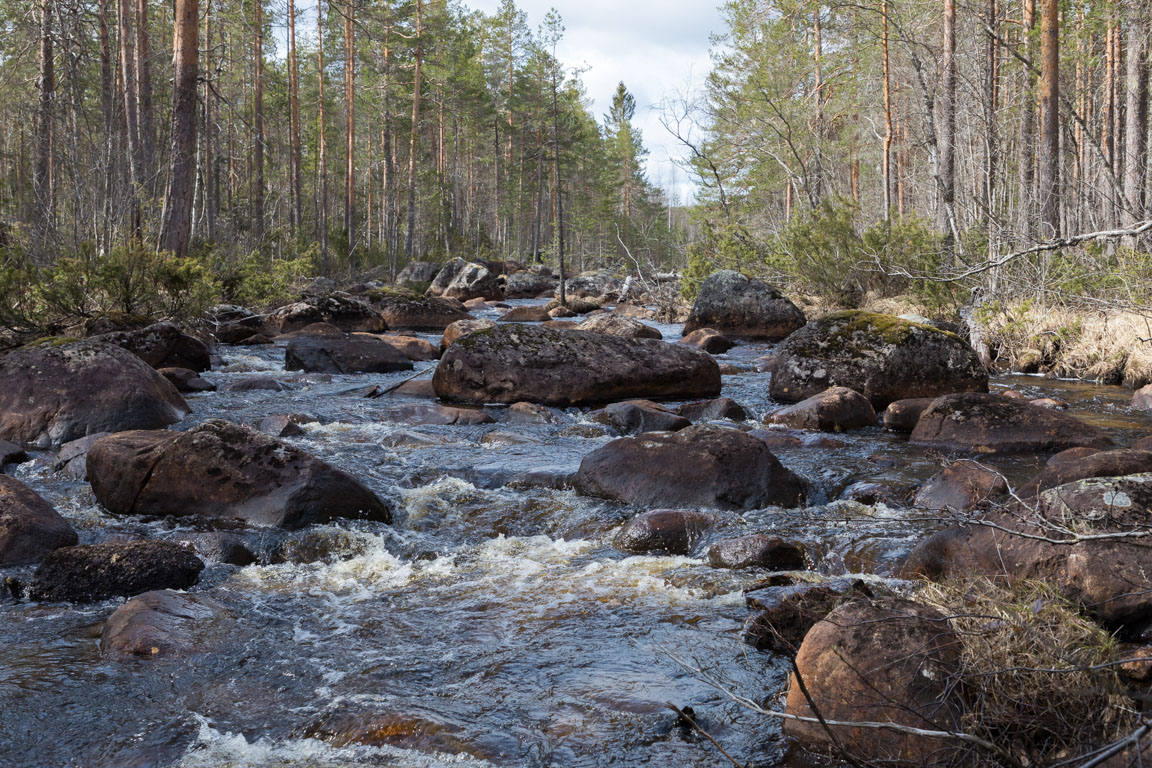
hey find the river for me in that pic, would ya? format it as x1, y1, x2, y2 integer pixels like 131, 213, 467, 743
1, 299, 1146, 767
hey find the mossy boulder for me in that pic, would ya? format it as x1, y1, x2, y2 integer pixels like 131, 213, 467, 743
768, 310, 988, 408
683, 270, 806, 340
910, 393, 1113, 453
0, 340, 190, 449
433, 323, 720, 406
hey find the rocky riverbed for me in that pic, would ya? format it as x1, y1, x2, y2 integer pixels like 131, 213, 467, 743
1, 294, 1148, 768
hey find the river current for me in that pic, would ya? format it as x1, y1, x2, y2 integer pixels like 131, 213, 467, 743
1, 299, 1146, 767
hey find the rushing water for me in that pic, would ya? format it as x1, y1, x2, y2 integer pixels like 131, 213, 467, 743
1, 301, 1148, 768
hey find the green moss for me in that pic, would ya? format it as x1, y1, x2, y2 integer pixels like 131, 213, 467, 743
791, 310, 960, 359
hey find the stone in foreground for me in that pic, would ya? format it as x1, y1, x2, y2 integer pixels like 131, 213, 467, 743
769, 310, 987, 408
87, 420, 391, 529
575, 424, 805, 509
433, 323, 720, 406
0, 475, 78, 566
30, 541, 204, 603
100, 589, 231, 659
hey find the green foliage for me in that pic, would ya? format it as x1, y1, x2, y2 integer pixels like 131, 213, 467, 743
680, 221, 763, 300
217, 245, 318, 309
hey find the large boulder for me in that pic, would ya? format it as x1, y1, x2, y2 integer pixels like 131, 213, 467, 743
575, 424, 806, 509
1019, 448, 1152, 497
0, 341, 190, 449
683, 270, 806, 340
910, 393, 1113, 453
433, 323, 721, 406
93, 322, 211, 372
912, 460, 1008, 512
270, 294, 385, 334
30, 541, 204, 603
87, 420, 392, 529
903, 473, 1152, 633
395, 260, 441, 286
284, 334, 414, 374
575, 314, 661, 339
769, 311, 988, 408
375, 295, 471, 332
377, 335, 440, 362
504, 271, 557, 299
439, 262, 502, 302
206, 305, 272, 345
426, 258, 469, 297
100, 590, 231, 659
679, 328, 734, 354
767, 386, 876, 432
557, 271, 623, 301
0, 475, 78, 566
784, 597, 965, 765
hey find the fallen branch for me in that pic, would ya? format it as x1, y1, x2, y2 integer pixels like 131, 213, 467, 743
664, 703, 747, 768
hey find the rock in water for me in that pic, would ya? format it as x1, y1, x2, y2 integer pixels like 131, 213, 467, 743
100, 590, 231, 659
375, 295, 471, 332
270, 294, 385, 334
0, 475, 78, 566
87, 420, 392, 529
614, 509, 713, 555
910, 392, 1113, 453
575, 424, 805, 509
767, 386, 877, 432
440, 262, 502, 301
30, 541, 204, 603
575, 314, 662, 339
784, 597, 965, 765
769, 310, 987, 408
683, 270, 806, 339
0, 341, 190, 449
433, 323, 720, 406
284, 334, 414, 374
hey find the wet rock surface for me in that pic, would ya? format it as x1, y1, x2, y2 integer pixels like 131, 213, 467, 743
0, 475, 77, 566
92, 322, 211, 372
100, 589, 231, 659
30, 541, 204, 603
285, 334, 414, 375
767, 386, 877, 432
374, 294, 471, 331
87, 420, 392, 528
614, 509, 713, 555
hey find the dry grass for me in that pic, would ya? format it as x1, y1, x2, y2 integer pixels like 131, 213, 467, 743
919, 578, 1137, 766
978, 303, 1152, 387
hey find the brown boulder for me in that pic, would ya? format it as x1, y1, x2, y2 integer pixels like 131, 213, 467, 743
0, 474, 78, 566
30, 541, 204, 603
100, 590, 230, 659
677, 397, 749, 422
784, 597, 965, 765
434, 323, 720, 406
913, 461, 1008, 512
769, 311, 987, 408
707, 535, 804, 570
375, 335, 440, 361
375, 295, 471, 332
591, 401, 690, 435
498, 305, 552, 322
375, 403, 494, 426
503, 401, 563, 424
910, 393, 1113, 453
575, 424, 806, 510
257, 413, 309, 438
1020, 448, 1152, 497
159, 367, 216, 393
87, 420, 392, 529
882, 397, 937, 432
284, 334, 414, 375
440, 318, 496, 349
1133, 384, 1152, 410
768, 386, 877, 432
614, 509, 713, 555
0, 439, 28, 466
679, 328, 734, 354
92, 322, 211, 372
0, 341, 190, 449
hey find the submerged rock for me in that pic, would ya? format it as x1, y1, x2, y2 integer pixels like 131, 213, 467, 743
87, 420, 392, 529
0, 341, 190, 449
575, 424, 805, 510
679, 328, 734, 354
683, 270, 806, 339
433, 323, 720, 406
0, 475, 77, 566
912, 460, 1008, 512
707, 535, 804, 570
591, 400, 690, 435
614, 509, 713, 555
30, 541, 204, 603
910, 392, 1113, 453
100, 590, 231, 659
769, 310, 987, 408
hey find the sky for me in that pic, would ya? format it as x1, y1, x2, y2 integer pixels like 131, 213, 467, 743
463, 0, 726, 204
